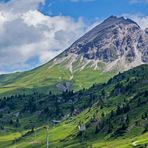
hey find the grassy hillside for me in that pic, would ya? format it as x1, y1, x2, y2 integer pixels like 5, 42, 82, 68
0, 123, 148, 148
0, 64, 147, 148
0, 59, 115, 95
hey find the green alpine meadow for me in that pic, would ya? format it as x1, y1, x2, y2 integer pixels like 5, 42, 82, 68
0, 1, 148, 148
0, 64, 148, 148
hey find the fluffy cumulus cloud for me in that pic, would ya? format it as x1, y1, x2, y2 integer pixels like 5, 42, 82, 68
0, 0, 86, 73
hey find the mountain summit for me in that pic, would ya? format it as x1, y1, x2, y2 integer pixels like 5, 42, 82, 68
54, 16, 147, 72
0, 16, 148, 93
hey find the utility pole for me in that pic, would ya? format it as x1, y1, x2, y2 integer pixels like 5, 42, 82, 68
46, 126, 49, 148
34, 129, 36, 141
14, 138, 16, 148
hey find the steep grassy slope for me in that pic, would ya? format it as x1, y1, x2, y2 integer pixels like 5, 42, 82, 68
0, 65, 147, 148
0, 59, 115, 95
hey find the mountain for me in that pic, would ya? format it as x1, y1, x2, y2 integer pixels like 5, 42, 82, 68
0, 16, 148, 148
0, 16, 148, 95
60, 16, 147, 71
0, 64, 147, 147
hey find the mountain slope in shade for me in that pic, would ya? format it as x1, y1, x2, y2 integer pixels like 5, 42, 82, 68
0, 16, 147, 94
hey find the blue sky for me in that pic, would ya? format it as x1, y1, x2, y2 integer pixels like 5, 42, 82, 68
40, 0, 148, 21
0, 0, 148, 73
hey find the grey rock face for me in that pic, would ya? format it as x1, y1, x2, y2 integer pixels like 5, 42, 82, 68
145, 28, 148, 34
64, 16, 148, 65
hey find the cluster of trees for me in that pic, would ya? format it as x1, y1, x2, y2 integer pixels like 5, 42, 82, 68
141, 112, 148, 120
116, 103, 130, 115
9, 118, 20, 127
94, 111, 130, 136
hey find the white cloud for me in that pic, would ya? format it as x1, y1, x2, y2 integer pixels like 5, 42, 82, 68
0, 0, 86, 73
129, 0, 148, 3
0, 0, 45, 13
0, 71, 7, 75
123, 14, 148, 29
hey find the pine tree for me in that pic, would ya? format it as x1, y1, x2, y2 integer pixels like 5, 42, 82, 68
116, 105, 121, 115
125, 114, 129, 125
15, 118, 20, 127
110, 110, 114, 118
108, 122, 113, 133
95, 125, 99, 134
101, 112, 105, 118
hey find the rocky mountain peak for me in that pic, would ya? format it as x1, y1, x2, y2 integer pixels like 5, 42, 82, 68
53, 16, 148, 72
102, 16, 139, 27
145, 28, 148, 34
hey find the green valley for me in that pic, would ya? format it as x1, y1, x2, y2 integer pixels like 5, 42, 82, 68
0, 65, 147, 148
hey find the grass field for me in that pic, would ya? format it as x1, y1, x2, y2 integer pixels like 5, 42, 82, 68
0, 59, 116, 95
0, 122, 147, 148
